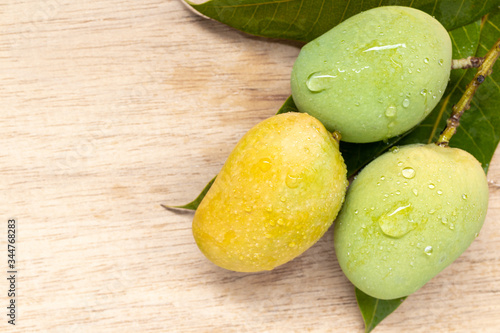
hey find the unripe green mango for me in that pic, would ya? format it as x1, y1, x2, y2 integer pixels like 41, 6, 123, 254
334, 144, 489, 299
291, 6, 452, 143
193, 113, 348, 272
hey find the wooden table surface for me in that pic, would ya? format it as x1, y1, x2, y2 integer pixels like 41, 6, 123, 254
1, 1, 499, 332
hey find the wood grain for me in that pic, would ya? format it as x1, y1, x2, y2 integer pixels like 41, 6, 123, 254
1, 1, 499, 332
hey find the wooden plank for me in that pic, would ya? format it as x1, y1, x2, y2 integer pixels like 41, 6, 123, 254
0, 1, 499, 331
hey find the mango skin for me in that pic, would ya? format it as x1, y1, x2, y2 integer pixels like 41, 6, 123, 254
334, 144, 489, 299
291, 6, 452, 143
193, 113, 348, 272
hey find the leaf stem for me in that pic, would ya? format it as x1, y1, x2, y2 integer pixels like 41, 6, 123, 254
436, 38, 500, 147
451, 56, 485, 70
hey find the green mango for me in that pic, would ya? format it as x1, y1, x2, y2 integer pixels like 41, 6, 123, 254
193, 113, 348, 272
291, 6, 452, 143
334, 144, 489, 299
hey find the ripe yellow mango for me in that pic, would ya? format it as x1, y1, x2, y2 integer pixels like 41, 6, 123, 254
193, 113, 348, 272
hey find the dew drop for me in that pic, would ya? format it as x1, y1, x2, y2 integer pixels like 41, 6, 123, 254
258, 158, 272, 172
412, 188, 418, 196
420, 88, 428, 96
280, 196, 286, 202
379, 203, 414, 238
437, 190, 443, 195
402, 167, 416, 179
424, 58, 429, 64
449, 223, 455, 230
441, 217, 448, 224
429, 209, 436, 214
402, 99, 410, 108
277, 219, 284, 226
288, 242, 296, 248
424, 246, 433, 255
428, 184, 435, 189
462, 194, 468, 200
438, 59, 444, 66
286, 173, 303, 189
385, 105, 397, 117
391, 147, 400, 153
354, 210, 359, 215
397, 162, 403, 167
306, 72, 337, 92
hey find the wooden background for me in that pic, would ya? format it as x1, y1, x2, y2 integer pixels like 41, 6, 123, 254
1, 1, 499, 332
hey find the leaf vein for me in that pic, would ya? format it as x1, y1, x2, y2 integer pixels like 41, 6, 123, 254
260, 4, 280, 33
281, 0, 304, 36
368, 298, 379, 331
431, 0, 438, 16
470, 98, 497, 138
487, 19, 500, 33
241, 5, 260, 29
462, 25, 472, 45
450, 33, 462, 57
460, 126, 487, 162
340, 0, 352, 23
454, 0, 466, 23
304, 0, 326, 39
428, 94, 450, 144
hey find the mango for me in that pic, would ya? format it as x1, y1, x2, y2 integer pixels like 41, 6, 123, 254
193, 113, 348, 272
291, 6, 452, 143
334, 144, 489, 299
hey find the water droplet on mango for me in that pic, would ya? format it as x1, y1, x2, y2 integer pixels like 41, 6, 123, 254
402, 167, 416, 179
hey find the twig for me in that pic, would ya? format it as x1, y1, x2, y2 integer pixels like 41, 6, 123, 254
436, 38, 500, 147
451, 56, 485, 70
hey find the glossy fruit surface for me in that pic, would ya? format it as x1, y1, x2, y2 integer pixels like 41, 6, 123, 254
291, 6, 452, 143
334, 144, 489, 299
193, 113, 348, 272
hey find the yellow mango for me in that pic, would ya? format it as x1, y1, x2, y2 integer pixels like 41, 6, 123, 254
193, 113, 348, 272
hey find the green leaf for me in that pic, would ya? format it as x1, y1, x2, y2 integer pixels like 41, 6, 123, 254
355, 288, 406, 333
163, 176, 216, 210
398, 14, 500, 173
187, 0, 498, 42
276, 95, 298, 114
